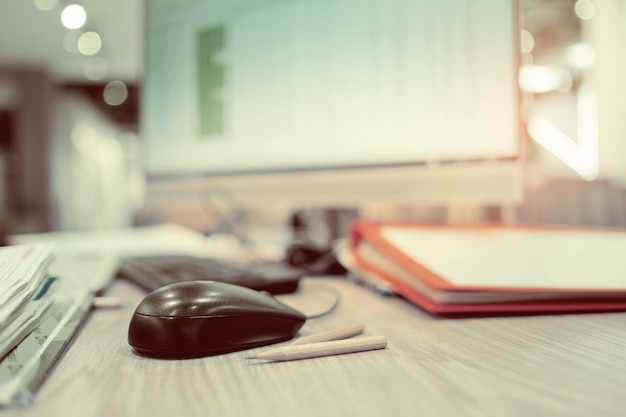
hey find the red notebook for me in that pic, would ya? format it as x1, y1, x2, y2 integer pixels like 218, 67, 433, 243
350, 220, 626, 315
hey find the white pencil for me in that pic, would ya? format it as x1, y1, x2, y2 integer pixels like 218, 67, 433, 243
290, 322, 365, 345
250, 336, 388, 362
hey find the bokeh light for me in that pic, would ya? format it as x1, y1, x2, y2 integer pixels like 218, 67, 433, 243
103, 80, 129, 106
574, 0, 595, 20
77, 31, 102, 56
61, 4, 87, 29
520, 30, 535, 54
565, 43, 596, 69
519, 66, 573, 93
34, 0, 58, 11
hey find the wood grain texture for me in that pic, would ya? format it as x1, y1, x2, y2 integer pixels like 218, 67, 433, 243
4, 278, 626, 417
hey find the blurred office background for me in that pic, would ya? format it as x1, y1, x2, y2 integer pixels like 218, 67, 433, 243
0, 0, 625, 241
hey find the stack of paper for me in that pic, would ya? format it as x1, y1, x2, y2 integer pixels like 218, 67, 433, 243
350, 220, 626, 315
0, 244, 57, 359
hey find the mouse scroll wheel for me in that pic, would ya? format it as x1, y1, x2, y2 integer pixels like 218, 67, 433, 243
260, 291, 274, 298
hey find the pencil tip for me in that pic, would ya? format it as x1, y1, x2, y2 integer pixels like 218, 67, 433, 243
245, 356, 258, 360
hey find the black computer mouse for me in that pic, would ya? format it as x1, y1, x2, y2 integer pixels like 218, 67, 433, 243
128, 280, 306, 358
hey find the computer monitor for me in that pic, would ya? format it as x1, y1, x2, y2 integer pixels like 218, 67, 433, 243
142, 0, 523, 221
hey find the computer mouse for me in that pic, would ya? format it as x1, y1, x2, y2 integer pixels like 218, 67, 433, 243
128, 280, 306, 358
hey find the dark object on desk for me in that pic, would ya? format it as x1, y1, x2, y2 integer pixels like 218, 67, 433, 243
284, 241, 347, 276
128, 281, 306, 358
117, 254, 302, 294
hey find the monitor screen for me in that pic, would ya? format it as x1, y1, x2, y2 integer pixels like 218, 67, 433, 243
142, 0, 523, 210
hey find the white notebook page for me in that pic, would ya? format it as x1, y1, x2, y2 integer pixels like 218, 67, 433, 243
381, 226, 626, 289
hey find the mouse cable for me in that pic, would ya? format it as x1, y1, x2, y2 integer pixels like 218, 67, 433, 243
302, 283, 342, 319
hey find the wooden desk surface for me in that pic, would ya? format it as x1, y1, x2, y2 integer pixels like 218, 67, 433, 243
4, 277, 626, 417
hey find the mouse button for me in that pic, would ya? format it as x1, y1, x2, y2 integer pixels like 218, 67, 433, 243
194, 282, 304, 319
201, 295, 300, 319
134, 282, 229, 317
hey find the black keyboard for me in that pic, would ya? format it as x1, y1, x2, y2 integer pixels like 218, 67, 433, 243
117, 254, 303, 294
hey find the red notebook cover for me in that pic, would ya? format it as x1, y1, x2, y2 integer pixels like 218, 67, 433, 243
350, 220, 626, 315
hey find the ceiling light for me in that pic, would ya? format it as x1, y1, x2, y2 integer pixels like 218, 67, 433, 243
61, 4, 87, 29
